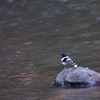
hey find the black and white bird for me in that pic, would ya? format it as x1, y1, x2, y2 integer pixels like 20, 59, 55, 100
60, 53, 78, 68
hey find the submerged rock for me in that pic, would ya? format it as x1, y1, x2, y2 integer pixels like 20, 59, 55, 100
54, 67, 100, 88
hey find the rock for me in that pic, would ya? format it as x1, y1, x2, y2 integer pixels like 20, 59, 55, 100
54, 66, 100, 88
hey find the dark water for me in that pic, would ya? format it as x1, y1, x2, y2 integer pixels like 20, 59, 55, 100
0, 0, 100, 100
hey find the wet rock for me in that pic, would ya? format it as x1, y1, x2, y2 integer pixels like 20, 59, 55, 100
54, 67, 100, 88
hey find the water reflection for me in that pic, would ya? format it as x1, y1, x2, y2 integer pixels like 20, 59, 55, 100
48, 87, 100, 100
0, 0, 100, 100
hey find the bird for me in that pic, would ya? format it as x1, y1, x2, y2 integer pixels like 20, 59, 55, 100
60, 53, 78, 69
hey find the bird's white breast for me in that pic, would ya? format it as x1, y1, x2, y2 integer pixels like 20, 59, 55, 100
61, 62, 67, 66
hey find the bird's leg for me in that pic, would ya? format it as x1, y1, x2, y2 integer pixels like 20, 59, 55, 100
64, 65, 67, 69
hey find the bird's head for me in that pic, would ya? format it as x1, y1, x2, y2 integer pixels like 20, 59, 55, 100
60, 53, 67, 58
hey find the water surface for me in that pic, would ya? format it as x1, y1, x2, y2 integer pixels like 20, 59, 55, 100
0, 0, 100, 100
